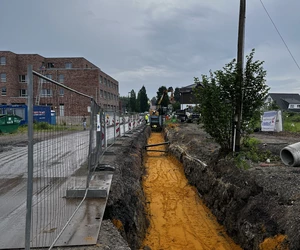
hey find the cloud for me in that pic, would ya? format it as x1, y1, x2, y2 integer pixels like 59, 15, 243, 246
1, 0, 300, 99
114, 65, 175, 81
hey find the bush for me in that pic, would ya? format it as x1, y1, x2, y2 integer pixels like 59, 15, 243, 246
193, 49, 269, 151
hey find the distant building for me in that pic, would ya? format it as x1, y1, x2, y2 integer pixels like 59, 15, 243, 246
265, 93, 300, 112
179, 82, 203, 109
0, 51, 119, 116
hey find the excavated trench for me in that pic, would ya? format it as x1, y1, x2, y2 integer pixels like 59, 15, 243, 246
102, 126, 290, 250
141, 132, 241, 250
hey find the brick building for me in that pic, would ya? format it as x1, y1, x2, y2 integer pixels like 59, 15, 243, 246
0, 51, 119, 116
179, 82, 203, 109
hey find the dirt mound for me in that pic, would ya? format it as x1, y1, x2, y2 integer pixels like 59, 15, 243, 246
166, 123, 300, 250
103, 126, 151, 249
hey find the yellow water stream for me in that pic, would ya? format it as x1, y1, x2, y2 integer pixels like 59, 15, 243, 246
142, 132, 241, 250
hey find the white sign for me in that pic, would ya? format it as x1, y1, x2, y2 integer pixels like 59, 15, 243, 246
261, 110, 282, 132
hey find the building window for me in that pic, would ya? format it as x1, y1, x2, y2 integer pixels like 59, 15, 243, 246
40, 89, 53, 97
104, 91, 107, 99
47, 62, 55, 68
290, 104, 294, 108
1, 73, 6, 82
104, 78, 107, 86
59, 104, 64, 116
1, 87, 6, 96
19, 75, 28, 83
100, 89, 103, 98
99, 75, 103, 84
59, 88, 64, 96
0, 57, 6, 65
20, 89, 27, 97
42, 74, 52, 83
65, 63, 72, 69
58, 74, 64, 83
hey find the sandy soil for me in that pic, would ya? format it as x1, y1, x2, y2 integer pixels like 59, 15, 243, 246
142, 132, 241, 250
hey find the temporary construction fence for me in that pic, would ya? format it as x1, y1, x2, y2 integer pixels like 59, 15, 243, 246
0, 65, 144, 250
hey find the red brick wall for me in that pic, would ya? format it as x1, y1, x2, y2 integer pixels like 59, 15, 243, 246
0, 51, 120, 114
0, 51, 19, 104
44, 57, 96, 69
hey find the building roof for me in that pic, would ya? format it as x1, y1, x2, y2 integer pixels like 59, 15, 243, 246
268, 93, 300, 110
179, 82, 203, 93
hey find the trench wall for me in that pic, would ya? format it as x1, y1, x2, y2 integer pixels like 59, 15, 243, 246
102, 125, 300, 250
103, 126, 151, 250
167, 140, 300, 250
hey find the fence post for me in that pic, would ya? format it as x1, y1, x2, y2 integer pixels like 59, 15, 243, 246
122, 114, 125, 136
101, 111, 105, 147
116, 113, 121, 137
96, 109, 102, 158
104, 112, 107, 149
113, 111, 116, 142
25, 65, 34, 250
132, 115, 134, 130
86, 98, 95, 188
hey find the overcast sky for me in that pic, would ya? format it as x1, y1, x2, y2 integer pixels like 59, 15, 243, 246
1, 0, 300, 99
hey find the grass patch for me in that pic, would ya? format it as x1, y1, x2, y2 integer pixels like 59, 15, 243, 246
283, 112, 300, 132
234, 136, 280, 169
14, 122, 82, 134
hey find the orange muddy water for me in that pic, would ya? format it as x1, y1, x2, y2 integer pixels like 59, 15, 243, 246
142, 132, 241, 250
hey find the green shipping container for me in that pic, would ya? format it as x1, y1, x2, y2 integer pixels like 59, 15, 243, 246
0, 114, 23, 133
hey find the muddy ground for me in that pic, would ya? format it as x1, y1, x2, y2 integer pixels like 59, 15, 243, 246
2, 123, 300, 249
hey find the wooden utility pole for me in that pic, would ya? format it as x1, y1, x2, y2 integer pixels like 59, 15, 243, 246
234, 0, 246, 152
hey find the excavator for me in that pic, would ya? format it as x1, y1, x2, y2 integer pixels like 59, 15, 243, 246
149, 87, 174, 131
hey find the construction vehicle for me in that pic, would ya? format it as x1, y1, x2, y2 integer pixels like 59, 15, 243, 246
149, 87, 174, 131
176, 106, 200, 123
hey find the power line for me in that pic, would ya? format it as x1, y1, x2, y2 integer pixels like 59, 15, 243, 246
259, 0, 300, 71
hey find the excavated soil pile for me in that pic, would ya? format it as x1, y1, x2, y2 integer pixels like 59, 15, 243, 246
165, 123, 300, 250
142, 132, 241, 250
103, 126, 151, 249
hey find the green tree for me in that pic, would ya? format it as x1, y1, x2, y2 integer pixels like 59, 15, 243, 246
193, 49, 269, 151
156, 86, 170, 107
174, 87, 181, 102
264, 100, 280, 111
129, 89, 137, 112
119, 96, 130, 112
151, 97, 157, 106
136, 86, 150, 112
172, 101, 180, 111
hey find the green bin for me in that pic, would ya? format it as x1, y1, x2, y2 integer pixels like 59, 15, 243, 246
0, 114, 23, 133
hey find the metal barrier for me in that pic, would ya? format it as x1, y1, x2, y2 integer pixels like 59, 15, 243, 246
0, 65, 144, 249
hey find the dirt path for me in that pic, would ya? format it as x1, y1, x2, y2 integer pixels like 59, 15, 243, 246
142, 132, 241, 250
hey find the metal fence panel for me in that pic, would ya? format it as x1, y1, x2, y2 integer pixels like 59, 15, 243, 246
0, 65, 145, 249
